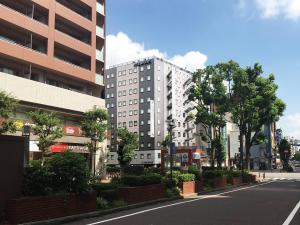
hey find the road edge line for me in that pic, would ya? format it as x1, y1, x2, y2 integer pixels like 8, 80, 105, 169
282, 201, 300, 225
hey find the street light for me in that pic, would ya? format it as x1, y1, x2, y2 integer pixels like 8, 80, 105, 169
22, 123, 31, 166
166, 119, 176, 187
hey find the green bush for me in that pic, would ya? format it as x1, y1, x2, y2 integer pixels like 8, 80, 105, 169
92, 183, 118, 196
111, 200, 127, 208
23, 160, 53, 196
144, 167, 161, 174
178, 173, 195, 182
225, 170, 242, 179
203, 170, 224, 180
46, 152, 90, 193
188, 165, 202, 181
96, 197, 109, 209
100, 189, 119, 202
106, 166, 121, 173
121, 173, 162, 187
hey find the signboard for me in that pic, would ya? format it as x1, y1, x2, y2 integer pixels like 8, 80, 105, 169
192, 152, 201, 159
50, 143, 89, 153
182, 153, 188, 163
64, 126, 82, 136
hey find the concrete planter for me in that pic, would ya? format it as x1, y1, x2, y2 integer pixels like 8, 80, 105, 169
118, 184, 165, 204
195, 180, 204, 193
213, 177, 227, 188
179, 181, 196, 195
6, 192, 96, 224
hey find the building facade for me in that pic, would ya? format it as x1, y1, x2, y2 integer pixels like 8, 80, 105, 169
0, 0, 106, 170
105, 57, 203, 166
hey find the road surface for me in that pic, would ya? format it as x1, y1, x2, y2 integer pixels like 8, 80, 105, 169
64, 180, 300, 225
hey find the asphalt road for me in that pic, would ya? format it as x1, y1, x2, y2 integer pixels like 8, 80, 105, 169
65, 181, 300, 225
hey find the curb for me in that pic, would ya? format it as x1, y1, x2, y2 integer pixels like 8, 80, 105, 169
23, 196, 183, 225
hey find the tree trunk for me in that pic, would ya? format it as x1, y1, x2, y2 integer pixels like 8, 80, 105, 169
239, 130, 244, 171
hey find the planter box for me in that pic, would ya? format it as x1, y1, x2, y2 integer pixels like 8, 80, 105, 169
213, 177, 227, 188
6, 192, 96, 224
195, 181, 204, 193
229, 177, 243, 186
118, 184, 165, 204
243, 174, 256, 183
179, 181, 195, 195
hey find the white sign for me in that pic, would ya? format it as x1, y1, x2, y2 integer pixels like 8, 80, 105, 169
182, 153, 189, 163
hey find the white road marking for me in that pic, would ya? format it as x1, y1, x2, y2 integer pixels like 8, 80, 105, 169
282, 201, 300, 225
85, 181, 274, 225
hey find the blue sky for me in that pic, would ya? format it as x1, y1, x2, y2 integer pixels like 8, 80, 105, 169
106, 0, 300, 138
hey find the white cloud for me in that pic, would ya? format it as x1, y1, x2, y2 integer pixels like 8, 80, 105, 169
278, 113, 300, 138
106, 32, 207, 71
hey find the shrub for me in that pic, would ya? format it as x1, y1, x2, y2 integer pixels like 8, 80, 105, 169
188, 165, 202, 181
144, 167, 161, 174
96, 197, 109, 209
123, 165, 144, 175
111, 200, 127, 208
106, 166, 121, 173
46, 152, 90, 193
23, 160, 53, 196
203, 170, 224, 180
92, 183, 118, 196
100, 189, 119, 202
178, 173, 195, 182
121, 173, 162, 187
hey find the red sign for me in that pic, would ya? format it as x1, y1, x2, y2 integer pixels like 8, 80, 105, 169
50, 143, 68, 153
64, 126, 82, 136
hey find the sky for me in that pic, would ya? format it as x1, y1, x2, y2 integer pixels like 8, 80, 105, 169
105, 0, 300, 138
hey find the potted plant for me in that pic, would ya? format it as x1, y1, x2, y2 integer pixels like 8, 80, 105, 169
203, 170, 227, 188
178, 173, 196, 195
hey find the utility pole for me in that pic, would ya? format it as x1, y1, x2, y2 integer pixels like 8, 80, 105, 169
167, 119, 176, 187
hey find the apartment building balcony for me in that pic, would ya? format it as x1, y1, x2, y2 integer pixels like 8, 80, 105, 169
96, 26, 104, 39
56, 0, 92, 21
167, 101, 172, 109
96, 0, 105, 15
96, 49, 104, 62
96, 73, 104, 85
0, 0, 49, 25
0, 72, 105, 113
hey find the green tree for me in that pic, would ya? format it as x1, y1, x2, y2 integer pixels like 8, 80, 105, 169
229, 63, 285, 169
0, 90, 18, 134
189, 65, 229, 168
278, 139, 291, 169
294, 152, 300, 161
81, 108, 107, 175
117, 127, 138, 174
161, 134, 171, 148
28, 110, 63, 164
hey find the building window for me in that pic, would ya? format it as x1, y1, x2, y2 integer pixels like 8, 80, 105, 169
129, 111, 133, 116
129, 121, 133, 127
158, 76, 161, 81
134, 99, 138, 104
111, 114, 114, 118
106, 74, 110, 79
118, 112, 122, 117
118, 122, 122, 127
141, 132, 144, 137
129, 79, 133, 84
147, 98, 151, 102
134, 110, 138, 115
123, 101, 126, 106
140, 77, 144, 82
118, 91, 122, 97
123, 111, 126, 117
158, 65, 161, 71
118, 101, 122, 107
148, 120, 151, 124
118, 81, 122, 87
147, 65, 151, 70
122, 90, 126, 96
134, 121, 138, 126
122, 80, 126, 86
133, 78, 137, 83
147, 87, 151, 92
111, 93, 114, 98
158, 153, 161, 158
140, 153, 144, 158
147, 108, 150, 113
107, 104, 110, 108
111, 73, 115, 78
157, 97, 160, 102
134, 67, 137, 73
106, 93, 110, 98
157, 108, 160, 113
157, 130, 161, 136
140, 66, 144, 72
157, 120, 161, 124
106, 84, 110, 89
140, 98, 144, 103
111, 103, 114, 108
129, 89, 133, 95
134, 154, 137, 159
140, 88, 144, 93
111, 83, 114, 88
157, 142, 161, 147
111, 124, 115, 129
147, 142, 151, 147
118, 71, 122, 77
122, 70, 126, 75
140, 109, 144, 114
140, 121, 144, 125
178, 132, 181, 137
129, 69, 133, 74
129, 100, 133, 105
147, 153, 151, 159
157, 86, 160, 91
133, 89, 137, 94
123, 122, 126, 127
147, 75, 151, 80
178, 122, 181, 127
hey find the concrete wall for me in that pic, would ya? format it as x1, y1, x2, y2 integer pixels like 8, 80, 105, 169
0, 135, 25, 211
0, 72, 105, 113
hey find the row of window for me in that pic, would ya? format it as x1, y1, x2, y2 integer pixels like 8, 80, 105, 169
109, 152, 161, 161
107, 76, 153, 89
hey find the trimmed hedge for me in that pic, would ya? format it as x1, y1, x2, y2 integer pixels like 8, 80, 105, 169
178, 173, 195, 182
92, 183, 118, 196
203, 170, 224, 180
188, 165, 202, 181
106, 166, 121, 173
121, 173, 162, 187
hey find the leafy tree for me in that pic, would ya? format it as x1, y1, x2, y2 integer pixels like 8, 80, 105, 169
278, 139, 291, 169
81, 108, 107, 175
189, 65, 229, 168
161, 134, 171, 148
228, 63, 285, 169
294, 152, 300, 161
28, 110, 63, 164
117, 127, 138, 174
0, 90, 18, 134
